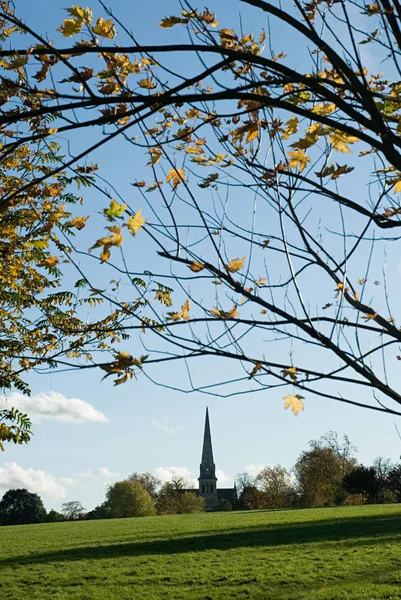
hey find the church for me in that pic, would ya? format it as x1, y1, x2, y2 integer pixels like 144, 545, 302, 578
181, 407, 237, 511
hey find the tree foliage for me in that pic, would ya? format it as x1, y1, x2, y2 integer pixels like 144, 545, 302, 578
295, 432, 357, 506
61, 500, 86, 520
106, 480, 156, 518
0, 488, 46, 525
4, 0, 401, 440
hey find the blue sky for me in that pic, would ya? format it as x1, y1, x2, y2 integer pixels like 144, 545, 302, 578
1, 0, 401, 512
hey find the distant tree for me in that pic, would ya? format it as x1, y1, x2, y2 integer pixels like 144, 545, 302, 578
44, 509, 65, 523
106, 480, 156, 518
238, 486, 266, 511
372, 457, 393, 501
127, 472, 161, 498
86, 502, 111, 520
216, 499, 233, 512
387, 464, 401, 502
156, 483, 181, 515
256, 465, 294, 509
295, 432, 357, 507
170, 476, 192, 490
234, 473, 256, 496
0, 489, 46, 525
179, 492, 205, 514
342, 466, 379, 504
61, 501, 86, 520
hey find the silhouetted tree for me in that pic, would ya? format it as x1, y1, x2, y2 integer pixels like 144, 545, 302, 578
0, 489, 46, 525
61, 501, 86, 520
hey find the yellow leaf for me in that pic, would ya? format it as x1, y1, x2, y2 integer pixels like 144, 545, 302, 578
282, 366, 298, 382
40, 256, 59, 268
104, 199, 126, 220
281, 116, 298, 140
160, 16, 187, 28
394, 180, 401, 193
138, 77, 157, 89
166, 168, 187, 190
127, 209, 146, 235
311, 103, 336, 116
225, 256, 246, 273
209, 305, 239, 319
329, 132, 359, 153
283, 394, 305, 416
287, 149, 310, 173
66, 5, 92, 24
246, 122, 259, 143
68, 216, 88, 230
256, 277, 266, 286
212, 280, 222, 285
168, 299, 191, 321
362, 312, 378, 320
189, 261, 205, 272
260, 309, 267, 314
57, 18, 83, 37
92, 17, 116, 39
100, 247, 111, 263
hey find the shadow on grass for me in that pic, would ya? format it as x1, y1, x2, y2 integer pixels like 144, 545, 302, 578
3, 511, 401, 567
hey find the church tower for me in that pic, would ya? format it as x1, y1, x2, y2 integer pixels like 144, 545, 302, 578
198, 407, 218, 511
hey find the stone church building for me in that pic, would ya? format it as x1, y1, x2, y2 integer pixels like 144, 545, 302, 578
181, 407, 237, 511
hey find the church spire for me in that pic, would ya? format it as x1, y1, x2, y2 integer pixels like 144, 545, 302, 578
201, 406, 214, 466
199, 407, 218, 510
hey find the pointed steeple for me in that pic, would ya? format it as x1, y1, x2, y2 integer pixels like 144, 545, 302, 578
201, 407, 214, 466
199, 408, 218, 510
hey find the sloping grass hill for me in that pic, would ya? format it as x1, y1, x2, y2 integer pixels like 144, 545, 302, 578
2, 504, 401, 599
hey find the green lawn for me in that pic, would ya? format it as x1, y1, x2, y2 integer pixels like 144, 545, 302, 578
2, 504, 401, 599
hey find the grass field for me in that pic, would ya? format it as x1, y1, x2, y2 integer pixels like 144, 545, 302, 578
2, 504, 401, 599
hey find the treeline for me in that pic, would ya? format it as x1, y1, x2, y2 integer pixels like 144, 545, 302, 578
0, 474, 205, 526
236, 432, 401, 510
2, 431, 401, 525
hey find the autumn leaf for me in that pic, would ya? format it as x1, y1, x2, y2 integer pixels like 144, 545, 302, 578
127, 209, 146, 235
281, 116, 298, 140
103, 199, 126, 220
168, 299, 191, 321
160, 15, 188, 28
166, 168, 187, 190
138, 77, 157, 90
67, 216, 89, 230
287, 149, 310, 173
248, 362, 263, 379
210, 305, 239, 319
225, 256, 246, 273
39, 256, 59, 268
281, 366, 298, 383
66, 6, 93, 24
57, 18, 83, 37
362, 312, 378, 320
189, 261, 205, 272
283, 394, 305, 416
256, 277, 266, 286
92, 17, 116, 39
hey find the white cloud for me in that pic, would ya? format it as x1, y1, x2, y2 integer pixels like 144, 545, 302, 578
0, 462, 66, 499
154, 466, 197, 486
245, 463, 265, 478
216, 469, 231, 485
79, 467, 120, 480
152, 419, 184, 435
59, 477, 74, 486
0, 391, 109, 424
